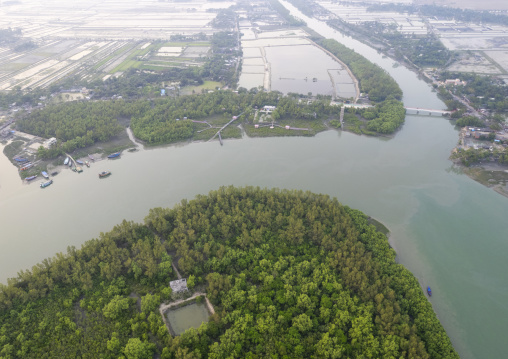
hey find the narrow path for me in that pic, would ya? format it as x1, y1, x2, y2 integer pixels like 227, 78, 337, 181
172, 262, 182, 279
126, 126, 143, 148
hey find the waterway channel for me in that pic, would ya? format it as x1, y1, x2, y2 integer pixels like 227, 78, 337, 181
0, 5, 506, 359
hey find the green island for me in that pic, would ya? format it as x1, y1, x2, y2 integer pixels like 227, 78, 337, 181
0, 187, 458, 358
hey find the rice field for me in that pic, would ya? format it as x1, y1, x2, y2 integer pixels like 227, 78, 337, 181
0, 0, 225, 90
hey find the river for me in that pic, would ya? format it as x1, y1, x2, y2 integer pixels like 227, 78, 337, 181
0, 5, 507, 359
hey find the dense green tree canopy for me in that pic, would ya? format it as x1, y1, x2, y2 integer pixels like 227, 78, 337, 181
319, 39, 402, 102
0, 187, 458, 358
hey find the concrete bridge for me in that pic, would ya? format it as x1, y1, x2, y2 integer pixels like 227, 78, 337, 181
404, 107, 453, 116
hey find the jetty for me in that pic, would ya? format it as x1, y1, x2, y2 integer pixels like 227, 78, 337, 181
208, 112, 246, 144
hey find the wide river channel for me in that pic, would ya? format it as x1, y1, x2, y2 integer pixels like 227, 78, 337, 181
0, 4, 507, 358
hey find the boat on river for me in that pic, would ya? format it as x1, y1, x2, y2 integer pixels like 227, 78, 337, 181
107, 152, 121, 159
64, 157, 69, 165
25, 175, 38, 181
76, 167, 83, 173
88, 154, 95, 161
68, 160, 72, 167
99, 171, 111, 178
20, 163, 33, 171
41, 171, 49, 179
40, 179, 53, 188
76, 160, 84, 165
427, 286, 432, 297
14, 158, 28, 162
85, 161, 90, 167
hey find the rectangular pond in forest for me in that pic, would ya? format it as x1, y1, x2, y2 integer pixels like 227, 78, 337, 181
165, 302, 211, 335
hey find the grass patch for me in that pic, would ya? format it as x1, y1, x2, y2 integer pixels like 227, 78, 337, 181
3, 140, 25, 159
464, 167, 508, 187
180, 81, 223, 95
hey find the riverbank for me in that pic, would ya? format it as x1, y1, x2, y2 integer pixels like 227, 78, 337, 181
462, 165, 508, 198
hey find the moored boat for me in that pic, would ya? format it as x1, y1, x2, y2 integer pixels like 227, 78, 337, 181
14, 158, 28, 162
64, 157, 69, 165
25, 175, 38, 181
40, 179, 53, 188
76, 160, 84, 165
20, 163, 33, 171
51, 171, 58, 176
76, 166, 83, 173
99, 171, 111, 178
107, 152, 121, 159
41, 171, 49, 179
427, 286, 432, 297
85, 161, 90, 167
68, 160, 72, 167
88, 154, 95, 161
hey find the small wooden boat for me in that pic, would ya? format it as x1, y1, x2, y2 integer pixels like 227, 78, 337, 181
427, 286, 432, 297
14, 158, 28, 162
51, 171, 59, 176
40, 179, 53, 188
88, 154, 95, 161
76, 167, 83, 173
20, 163, 33, 171
99, 171, 111, 178
76, 160, 84, 165
64, 157, 69, 165
85, 161, 90, 167
41, 171, 49, 179
107, 152, 121, 159
25, 175, 38, 181
68, 160, 72, 167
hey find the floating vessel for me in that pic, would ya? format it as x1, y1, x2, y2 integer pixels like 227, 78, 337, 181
85, 161, 90, 167
99, 171, 111, 178
25, 175, 38, 181
40, 179, 53, 188
51, 171, 58, 176
68, 160, 72, 167
427, 286, 432, 297
41, 171, 49, 179
88, 154, 95, 161
64, 157, 69, 165
20, 163, 33, 171
76, 160, 84, 165
107, 152, 121, 159
128, 148, 137, 152
14, 158, 28, 162
76, 167, 83, 173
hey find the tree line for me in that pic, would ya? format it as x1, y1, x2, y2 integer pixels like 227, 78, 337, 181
319, 39, 402, 102
15, 100, 134, 159
0, 187, 458, 358
319, 39, 406, 134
